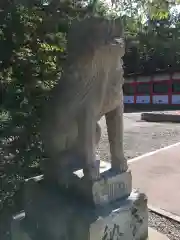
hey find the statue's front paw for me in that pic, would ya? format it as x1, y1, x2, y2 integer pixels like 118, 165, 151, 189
119, 161, 128, 173
111, 157, 128, 173
83, 159, 100, 181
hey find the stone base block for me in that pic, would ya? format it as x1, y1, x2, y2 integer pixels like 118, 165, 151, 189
74, 169, 132, 206
90, 190, 148, 240
11, 179, 148, 240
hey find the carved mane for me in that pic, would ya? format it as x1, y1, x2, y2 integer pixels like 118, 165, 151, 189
42, 17, 124, 136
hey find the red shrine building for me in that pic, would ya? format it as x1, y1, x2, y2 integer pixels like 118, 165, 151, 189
123, 72, 180, 105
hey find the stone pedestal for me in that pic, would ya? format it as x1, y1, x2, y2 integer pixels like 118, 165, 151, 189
71, 168, 132, 206
90, 191, 148, 240
11, 176, 148, 240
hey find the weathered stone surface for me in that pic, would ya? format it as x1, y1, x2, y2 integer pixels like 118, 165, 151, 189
72, 168, 132, 206
90, 191, 148, 240
10, 15, 150, 240
11, 181, 148, 240
41, 16, 127, 187
92, 170, 132, 206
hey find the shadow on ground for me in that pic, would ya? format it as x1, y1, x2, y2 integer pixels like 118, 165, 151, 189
124, 104, 180, 113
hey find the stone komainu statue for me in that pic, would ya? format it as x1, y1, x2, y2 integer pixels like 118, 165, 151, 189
41, 17, 127, 183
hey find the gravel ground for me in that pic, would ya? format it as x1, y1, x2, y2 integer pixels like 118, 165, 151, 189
149, 211, 180, 240
98, 112, 180, 240
98, 112, 180, 161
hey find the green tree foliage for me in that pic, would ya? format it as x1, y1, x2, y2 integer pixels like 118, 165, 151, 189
121, 1, 180, 76
0, 0, 67, 211
95, 0, 180, 75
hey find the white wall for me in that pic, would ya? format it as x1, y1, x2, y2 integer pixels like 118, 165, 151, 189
124, 96, 134, 104
152, 95, 168, 104
136, 96, 150, 104
172, 95, 180, 104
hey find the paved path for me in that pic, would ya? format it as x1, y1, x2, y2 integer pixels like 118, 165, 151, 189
98, 112, 180, 220
130, 143, 180, 218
